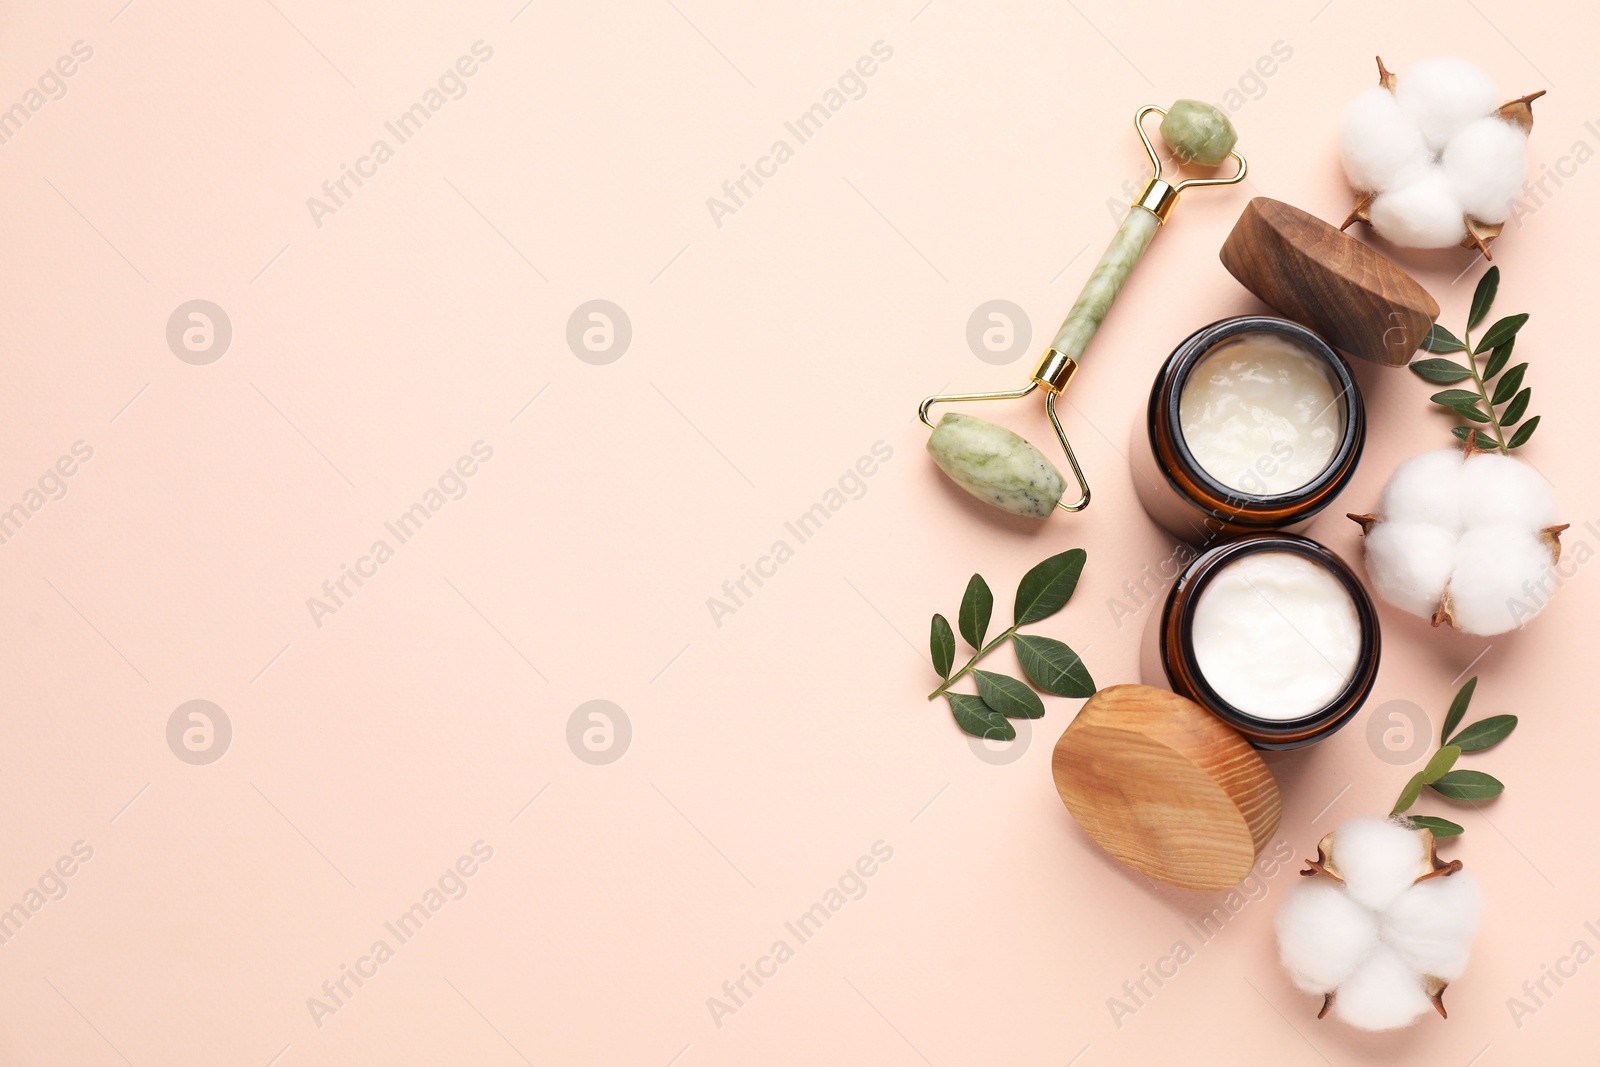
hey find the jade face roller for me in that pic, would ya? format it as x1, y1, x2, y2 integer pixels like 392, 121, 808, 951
919, 101, 1248, 518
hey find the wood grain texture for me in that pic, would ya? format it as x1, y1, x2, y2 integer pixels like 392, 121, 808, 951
1051, 684, 1282, 890
1219, 197, 1439, 367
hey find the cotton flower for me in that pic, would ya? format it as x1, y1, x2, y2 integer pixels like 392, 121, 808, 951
1368, 165, 1467, 248
1276, 817, 1484, 1031
1338, 56, 1543, 255
1350, 449, 1565, 635
1444, 117, 1531, 222
1393, 57, 1499, 152
1339, 89, 1429, 191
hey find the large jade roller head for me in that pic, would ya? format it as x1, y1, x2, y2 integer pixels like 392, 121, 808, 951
920, 101, 1247, 518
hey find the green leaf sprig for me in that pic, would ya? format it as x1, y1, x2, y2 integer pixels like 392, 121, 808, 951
1389, 676, 1518, 837
927, 550, 1095, 742
1412, 266, 1540, 453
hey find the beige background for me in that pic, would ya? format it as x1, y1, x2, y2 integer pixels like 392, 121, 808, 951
1, 0, 1595, 1063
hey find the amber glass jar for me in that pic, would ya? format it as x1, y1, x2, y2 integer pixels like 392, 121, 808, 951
1140, 533, 1380, 750
1131, 316, 1365, 545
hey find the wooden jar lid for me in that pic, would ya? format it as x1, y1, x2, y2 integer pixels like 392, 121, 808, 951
1052, 684, 1281, 891
1219, 197, 1439, 367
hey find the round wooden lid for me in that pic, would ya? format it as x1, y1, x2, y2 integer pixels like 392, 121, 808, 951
1052, 684, 1281, 890
1219, 197, 1439, 367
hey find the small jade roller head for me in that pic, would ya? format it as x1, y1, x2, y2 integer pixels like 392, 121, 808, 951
1159, 99, 1238, 166
919, 100, 1247, 520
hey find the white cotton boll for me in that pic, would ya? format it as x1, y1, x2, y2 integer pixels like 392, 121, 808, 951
1341, 87, 1431, 192
1395, 57, 1501, 153
1362, 450, 1564, 630
1382, 871, 1484, 982
1276, 819, 1489, 1030
1380, 449, 1464, 530
1447, 525, 1552, 635
1330, 817, 1426, 912
1369, 166, 1467, 248
1333, 946, 1435, 1031
1364, 521, 1456, 617
1276, 880, 1381, 994
1444, 117, 1530, 223
1458, 453, 1559, 529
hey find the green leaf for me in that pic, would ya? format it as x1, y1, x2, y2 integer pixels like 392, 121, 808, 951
1484, 336, 1514, 380
930, 614, 954, 679
1392, 771, 1425, 814
1408, 815, 1465, 838
1508, 415, 1541, 449
1421, 745, 1462, 785
1442, 677, 1476, 744
1468, 266, 1500, 330
1421, 324, 1467, 353
1013, 549, 1087, 626
1409, 358, 1474, 384
1430, 769, 1505, 801
947, 692, 1014, 741
1448, 714, 1518, 752
1492, 363, 1528, 405
958, 574, 993, 650
972, 670, 1046, 719
1432, 390, 1491, 422
1503, 387, 1531, 426
1012, 634, 1095, 697
1475, 313, 1529, 354
1451, 426, 1497, 449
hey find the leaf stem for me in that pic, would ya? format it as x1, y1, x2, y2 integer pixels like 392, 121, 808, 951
927, 625, 1019, 700
1463, 326, 1509, 455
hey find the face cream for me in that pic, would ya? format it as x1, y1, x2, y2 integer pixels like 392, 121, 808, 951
1140, 533, 1380, 749
1178, 335, 1342, 495
1189, 551, 1360, 719
1131, 317, 1365, 545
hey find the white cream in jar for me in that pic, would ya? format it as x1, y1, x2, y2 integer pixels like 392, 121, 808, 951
1190, 551, 1361, 719
1178, 334, 1343, 495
